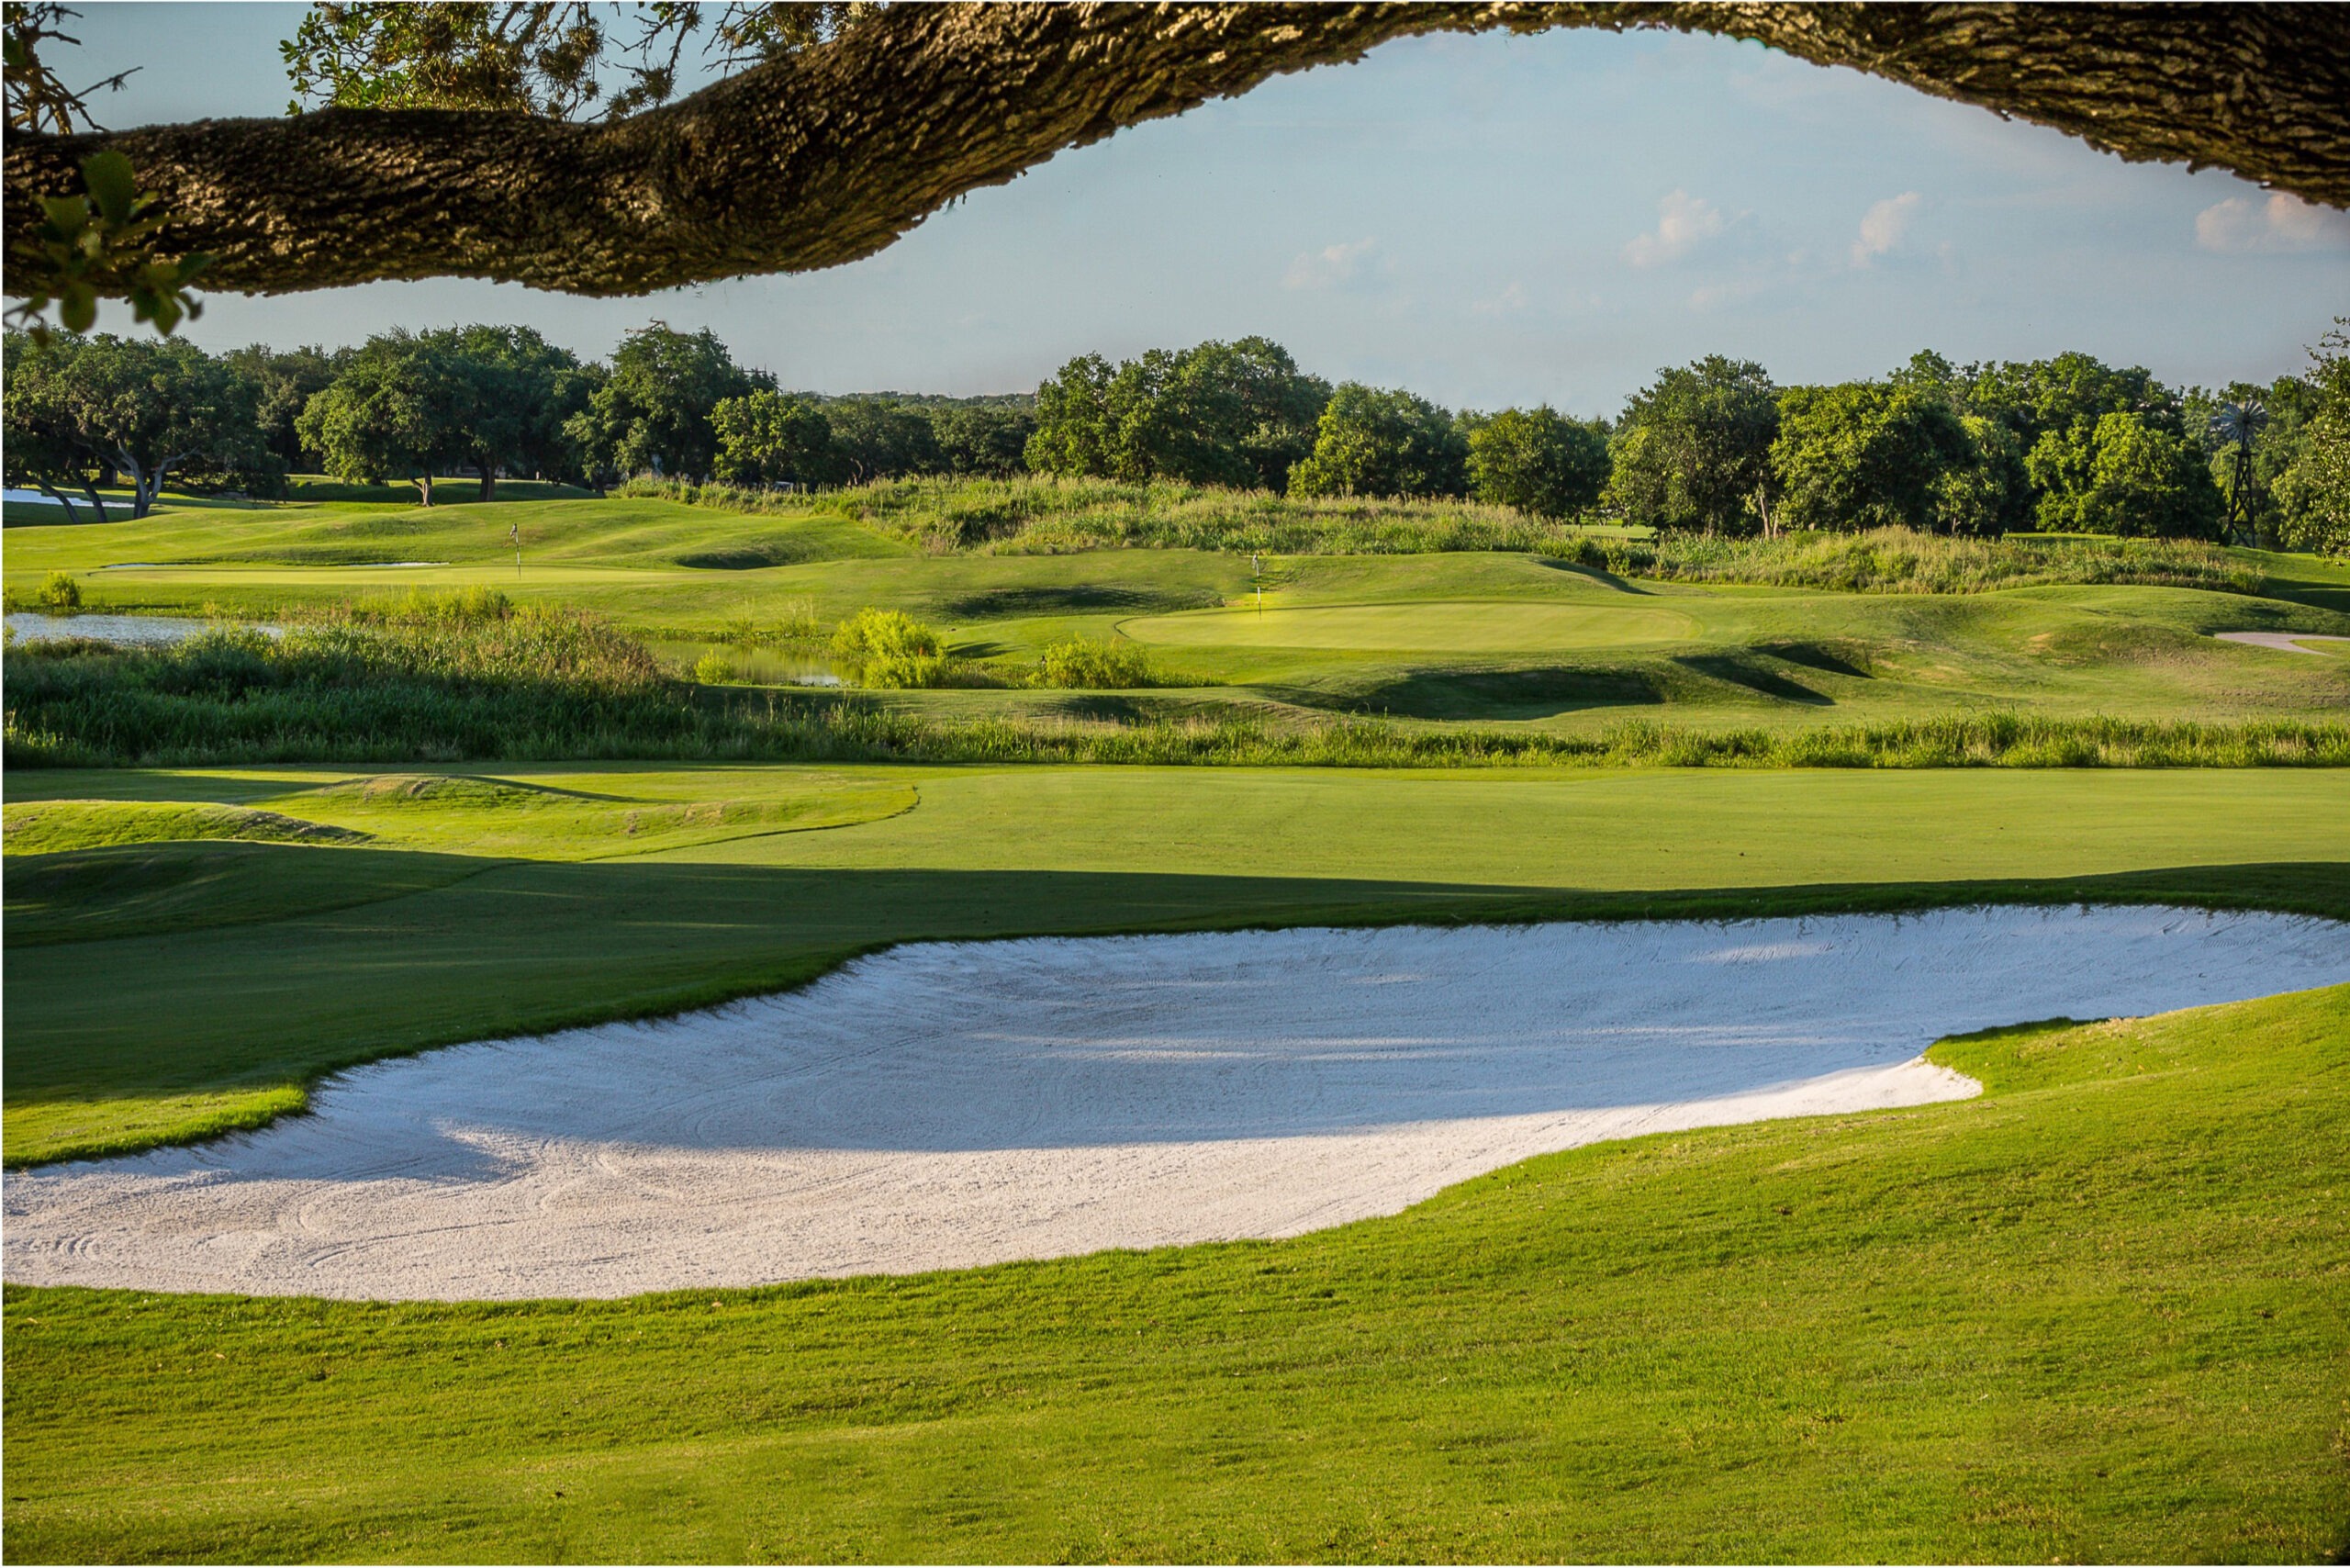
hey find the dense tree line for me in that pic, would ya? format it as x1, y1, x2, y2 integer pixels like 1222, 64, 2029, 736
4, 319, 2344, 548
1601, 339, 2349, 547
0, 323, 1040, 513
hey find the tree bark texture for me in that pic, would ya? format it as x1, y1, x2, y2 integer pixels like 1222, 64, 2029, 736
6, 3, 2347, 302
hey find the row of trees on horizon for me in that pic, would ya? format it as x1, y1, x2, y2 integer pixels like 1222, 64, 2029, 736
4, 319, 2344, 553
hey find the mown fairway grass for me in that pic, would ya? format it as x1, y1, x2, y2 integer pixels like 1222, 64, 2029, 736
6, 763, 2348, 1164
10, 496, 2349, 735
1120, 599, 1699, 651
5, 984, 2346, 1562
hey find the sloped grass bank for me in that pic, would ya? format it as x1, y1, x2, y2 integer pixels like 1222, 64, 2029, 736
6, 984, 2344, 1562
9, 622, 2346, 769
621, 473, 1582, 557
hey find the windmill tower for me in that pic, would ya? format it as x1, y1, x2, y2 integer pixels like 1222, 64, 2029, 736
2208, 400, 2268, 546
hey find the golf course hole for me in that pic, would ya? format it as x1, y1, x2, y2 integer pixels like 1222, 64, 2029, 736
1121, 599, 1696, 653
6, 905, 2344, 1302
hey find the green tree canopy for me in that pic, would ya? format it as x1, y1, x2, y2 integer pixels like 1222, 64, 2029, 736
2023, 410, 2224, 538
423, 323, 586, 498
222, 342, 341, 482
2273, 323, 2350, 556
3, 329, 108, 520
711, 390, 836, 488
1771, 381, 1974, 533
1287, 383, 1467, 501
1026, 338, 1327, 492
296, 329, 471, 505
561, 322, 769, 486
823, 398, 944, 485
928, 400, 1035, 479
1965, 353, 2178, 453
1605, 356, 1780, 534
6, 330, 271, 516
1933, 414, 2028, 538
1464, 406, 1610, 519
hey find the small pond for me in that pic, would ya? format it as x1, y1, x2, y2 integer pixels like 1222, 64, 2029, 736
6, 612, 280, 647
649, 637, 848, 687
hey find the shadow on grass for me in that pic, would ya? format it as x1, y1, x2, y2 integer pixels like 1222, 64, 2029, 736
1531, 558, 1662, 595
1675, 653, 1834, 706
1755, 640, 1876, 679
1270, 665, 1667, 721
942, 585, 1218, 620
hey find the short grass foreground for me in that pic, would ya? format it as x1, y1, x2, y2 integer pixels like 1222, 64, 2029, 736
5, 985, 2344, 1562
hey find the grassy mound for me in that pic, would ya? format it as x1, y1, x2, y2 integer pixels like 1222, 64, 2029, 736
3, 799, 370, 855
621, 474, 1581, 556
6, 982, 2344, 1560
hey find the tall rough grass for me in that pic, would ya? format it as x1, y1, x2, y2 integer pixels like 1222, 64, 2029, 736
667, 705, 2350, 770
621, 474, 1581, 555
621, 476, 2268, 593
1564, 529, 2266, 596
6, 611, 2342, 770
5, 595, 672, 767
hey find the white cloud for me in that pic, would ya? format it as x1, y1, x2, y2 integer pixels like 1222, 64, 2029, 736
1850, 192, 1921, 267
1471, 280, 1528, 317
2194, 192, 2350, 253
1283, 238, 1377, 290
1622, 190, 1725, 268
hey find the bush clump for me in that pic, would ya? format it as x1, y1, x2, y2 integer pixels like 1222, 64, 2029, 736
829, 608, 959, 689
38, 572, 82, 612
1036, 637, 1156, 689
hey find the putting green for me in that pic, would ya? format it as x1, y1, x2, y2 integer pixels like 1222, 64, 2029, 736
1122, 599, 1695, 652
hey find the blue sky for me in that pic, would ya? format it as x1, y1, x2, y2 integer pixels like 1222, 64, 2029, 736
68, 4, 2350, 412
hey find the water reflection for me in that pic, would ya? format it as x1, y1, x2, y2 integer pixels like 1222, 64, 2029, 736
5, 612, 279, 646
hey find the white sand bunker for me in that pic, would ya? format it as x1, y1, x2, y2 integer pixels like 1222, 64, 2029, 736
2213, 630, 2350, 655
7, 906, 2345, 1302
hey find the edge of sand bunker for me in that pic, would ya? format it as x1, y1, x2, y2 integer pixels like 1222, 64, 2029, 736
6, 904, 2346, 1302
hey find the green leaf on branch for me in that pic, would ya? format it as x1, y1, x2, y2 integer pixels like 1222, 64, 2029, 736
6, 150, 207, 343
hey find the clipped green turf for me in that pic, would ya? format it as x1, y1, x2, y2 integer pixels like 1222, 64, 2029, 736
6, 763, 2347, 1165
1120, 599, 1697, 651
3, 769, 917, 864
6, 985, 2345, 1561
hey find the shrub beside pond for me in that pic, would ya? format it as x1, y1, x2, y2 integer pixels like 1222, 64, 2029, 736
1036, 637, 1155, 689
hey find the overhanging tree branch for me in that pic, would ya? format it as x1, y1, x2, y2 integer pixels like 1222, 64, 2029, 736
6, 2, 2347, 302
